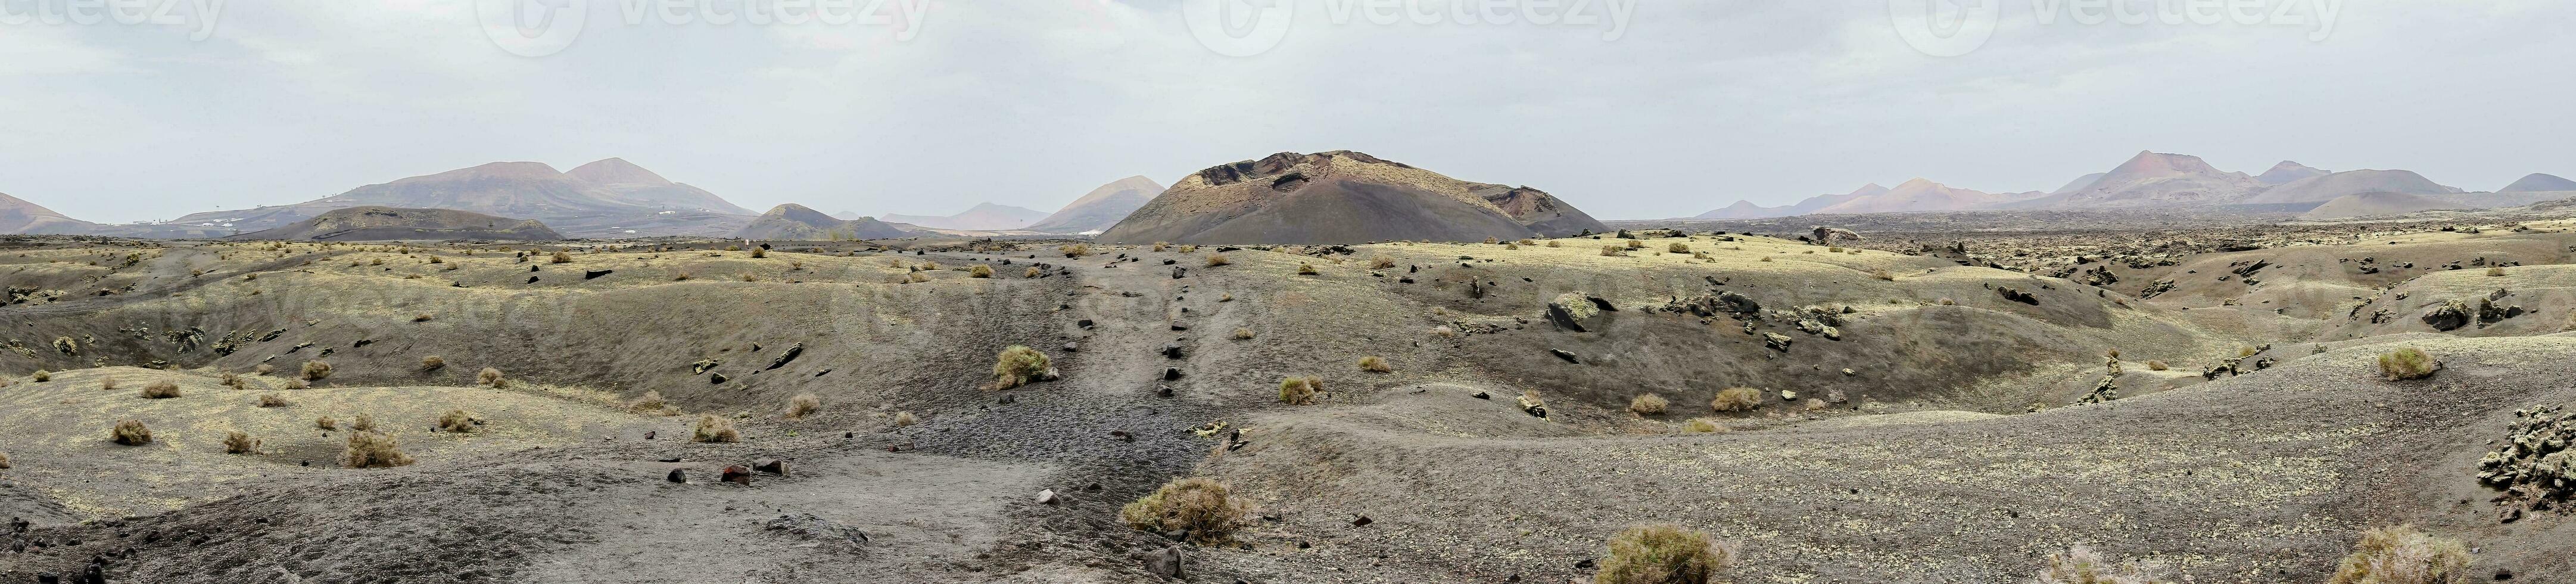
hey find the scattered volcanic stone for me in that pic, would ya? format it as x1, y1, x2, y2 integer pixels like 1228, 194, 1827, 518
584, 269, 612, 279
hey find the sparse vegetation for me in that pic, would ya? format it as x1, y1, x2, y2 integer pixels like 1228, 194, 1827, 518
2326, 525, 2471, 584
2034, 546, 2175, 584
479, 366, 507, 387
139, 380, 182, 399
2378, 347, 2440, 381
1024, 266, 1042, 278
1667, 242, 1689, 253
1593, 523, 1737, 584
1297, 262, 1320, 275
352, 412, 378, 431
1600, 245, 1628, 257
223, 431, 260, 455
31, 370, 48, 383
1357, 356, 1393, 373
1232, 327, 1256, 340
1370, 256, 1397, 269
1119, 477, 1247, 544
259, 393, 289, 408
1683, 418, 1728, 433
786, 393, 821, 418
100, 378, 119, 392
110, 419, 152, 445
316, 415, 338, 430
2487, 266, 2506, 277
421, 356, 446, 371
629, 390, 667, 412
1628, 393, 1669, 415
968, 264, 994, 278
550, 250, 572, 263
437, 409, 476, 433
691, 414, 741, 442
1278, 377, 1321, 405
990, 345, 1051, 390
284, 378, 309, 390
342, 431, 415, 468
1710, 387, 1764, 412
1060, 244, 1091, 258
1204, 253, 1231, 266
254, 364, 274, 376
2144, 360, 2169, 371
301, 361, 333, 381
893, 411, 919, 426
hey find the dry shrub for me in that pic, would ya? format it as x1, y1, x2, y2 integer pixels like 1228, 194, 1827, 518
1546, 240, 1562, 247
893, 411, 919, 426
315, 415, 339, 430
0, 452, 10, 469
253, 364, 275, 376
1629, 393, 1669, 415
673, 272, 692, 281
1710, 387, 1764, 412
2487, 267, 2506, 277
1152, 241, 1169, 251
968, 264, 994, 278
630, 390, 667, 412
1296, 263, 1319, 275
691, 414, 740, 442
2378, 347, 2440, 381
2035, 546, 2175, 584
301, 361, 333, 381
223, 431, 260, 455
100, 378, 117, 392
284, 378, 309, 390
1593, 523, 1737, 584
786, 393, 821, 418
749, 247, 767, 259
1683, 418, 1728, 433
1760, 256, 1773, 262
352, 412, 380, 432
1431, 325, 1457, 338
437, 409, 477, 433
1369, 256, 1397, 269
1600, 245, 1627, 257
31, 370, 48, 382
135, 380, 181, 399
990, 345, 1051, 390
1232, 328, 1256, 340
220, 372, 244, 389
1060, 244, 1091, 258
421, 356, 446, 371
1871, 269, 1896, 281
259, 393, 289, 408
478, 367, 506, 387
1484, 237, 1500, 244
2326, 525, 2471, 584
110, 419, 152, 445
1204, 253, 1231, 267
1357, 356, 1393, 373
342, 431, 416, 468
1278, 377, 1322, 405
549, 250, 572, 263
1119, 477, 1247, 544
1625, 240, 1646, 250
906, 272, 929, 284
2144, 360, 2169, 371
1827, 246, 1845, 253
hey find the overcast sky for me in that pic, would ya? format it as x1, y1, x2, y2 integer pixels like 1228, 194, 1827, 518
4, 0, 2568, 223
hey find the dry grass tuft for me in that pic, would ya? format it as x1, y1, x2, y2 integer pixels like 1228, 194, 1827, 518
990, 345, 1051, 390
284, 378, 309, 390
1119, 477, 1248, 544
2144, 360, 2169, 371
99, 378, 117, 392
1628, 393, 1669, 415
629, 390, 668, 412
1296, 262, 1320, 275
31, 370, 48, 383
1278, 377, 1322, 405
2378, 347, 2440, 381
259, 393, 289, 408
110, 419, 152, 445
140, 380, 181, 399
1593, 523, 1737, 584
420, 356, 446, 371
2487, 266, 2507, 277
1060, 244, 1091, 258
1600, 245, 1628, 257
342, 431, 415, 468
786, 393, 821, 419
893, 411, 919, 426
1710, 387, 1764, 412
1357, 356, 1393, 373
0, 452, 10, 469
437, 409, 477, 433
1683, 418, 1728, 433
692, 414, 741, 442
1204, 253, 1231, 266
253, 364, 274, 376
1369, 256, 1397, 269
315, 415, 338, 430
478, 367, 507, 387
550, 250, 572, 263
223, 431, 260, 455
968, 264, 994, 278
1667, 242, 1690, 253
301, 361, 333, 381
2326, 525, 2471, 584
1232, 327, 1256, 340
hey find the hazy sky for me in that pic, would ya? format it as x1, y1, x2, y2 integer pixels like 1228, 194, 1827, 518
4, 1, 2568, 223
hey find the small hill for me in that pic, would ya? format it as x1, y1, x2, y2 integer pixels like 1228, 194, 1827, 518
880, 203, 1051, 231
2239, 169, 2459, 205
233, 206, 562, 241
1693, 200, 1782, 220
565, 158, 755, 215
2500, 173, 2576, 192
1097, 151, 1607, 244
0, 192, 100, 235
2256, 161, 2331, 185
731, 204, 920, 240
2296, 192, 2459, 220
2011, 151, 2263, 208
1693, 184, 1890, 219
2050, 172, 2107, 194
1808, 178, 2045, 214
1026, 176, 1167, 234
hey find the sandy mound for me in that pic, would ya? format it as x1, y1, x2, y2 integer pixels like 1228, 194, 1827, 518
1097, 151, 1606, 244
732, 204, 921, 240
232, 206, 562, 241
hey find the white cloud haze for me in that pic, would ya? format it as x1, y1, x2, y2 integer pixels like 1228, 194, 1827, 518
1, 0, 2568, 222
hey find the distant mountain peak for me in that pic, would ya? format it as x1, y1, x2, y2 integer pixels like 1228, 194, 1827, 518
2501, 173, 2576, 192
568, 157, 675, 186
2258, 160, 2331, 185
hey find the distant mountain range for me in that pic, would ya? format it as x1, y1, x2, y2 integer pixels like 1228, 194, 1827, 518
140, 159, 755, 238
1027, 176, 1166, 234
878, 203, 1051, 231
1692, 151, 2568, 219
733, 204, 922, 240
